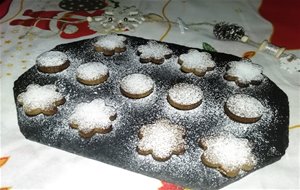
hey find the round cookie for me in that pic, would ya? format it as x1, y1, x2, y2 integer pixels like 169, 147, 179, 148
199, 134, 257, 178
76, 62, 109, 85
36, 51, 70, 73
224, 94, 265, 123
94, 35, 127, 56
17, 84, 65, 116
120, 73, 154, 99
137, 119, 186, 161
167, 83, 203, 110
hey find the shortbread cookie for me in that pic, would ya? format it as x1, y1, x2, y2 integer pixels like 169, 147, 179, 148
17, 84, 65, 116
120, 73, 154, 99
76, 62, 109, 85
225, 94, 265, 123
137, 119, 186, 161
137, 41, 172, 64
178, 50, 216, 77
199, 134, 257, 178
94, 35, 127, 56
224, 59, 264, 87
36, 51, 70, 73
69, 99, 117, 138
167, 83, 203, 110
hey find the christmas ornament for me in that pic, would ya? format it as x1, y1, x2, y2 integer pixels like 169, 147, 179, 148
87, 6, 145, 33
213, 22, 245, 41
212, 22, 300, 72
172, 18, 299, 72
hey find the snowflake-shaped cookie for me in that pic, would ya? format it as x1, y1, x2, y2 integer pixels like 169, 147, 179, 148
137, 41, 173, 64
94, 35, 127, 56
137, 119, 186, 161
224, 59, 264, 87
17, 84, 65, 116
199, 134, 257, 177
178, 50, 216, 77
69, 99, 117, 138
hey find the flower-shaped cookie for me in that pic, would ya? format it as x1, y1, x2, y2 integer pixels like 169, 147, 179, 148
69, 99, 117, 138
199, 134, 257, 177
137, 119, 186, 161
94, 35, 127, 56
17, 84, 65, 116
178, 50, 216, 77
137, 41, 173, 64
224, 59, 264, 87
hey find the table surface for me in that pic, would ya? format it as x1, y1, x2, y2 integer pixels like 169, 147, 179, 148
1, 0, 300, 189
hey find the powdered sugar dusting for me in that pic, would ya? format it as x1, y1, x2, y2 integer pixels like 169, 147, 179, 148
76, 62, 108, 81
226, 94, 265, 118
14, 34, 289, 190
120, 73, 154, 95
201, 134, 257, 173
138, 119, 186, 160
137, 41, 172, 59
179, 50, 215, 71
69, 99, 116, 134
36, 51, 68, 67
95, 35, 126, 50
227, 60, 264, 83
168, 83, 203, 106
17, 84, 64, 111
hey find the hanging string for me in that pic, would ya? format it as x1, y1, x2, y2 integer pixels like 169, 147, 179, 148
289, 124, 300, 130
159, 0, 172, 41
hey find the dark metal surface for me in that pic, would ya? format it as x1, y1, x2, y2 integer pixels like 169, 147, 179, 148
13, 34, 289, 190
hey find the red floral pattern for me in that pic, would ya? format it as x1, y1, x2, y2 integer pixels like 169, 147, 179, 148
10, 9, 106, 39
159, 181, 184, 190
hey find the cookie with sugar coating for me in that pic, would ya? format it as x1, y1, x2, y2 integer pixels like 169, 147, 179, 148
120, 73, 155, 99
94, 34, 127, 56
178, 50, 216, 77
137, 41, 172, 64
199, 134, 257, 178
137, 119, 186, 161
17, 84, 65, 116
224, 94, 265, 123
224, 59, 264, 87
76, 62, 109, 86
167, 83, 203, 110
69, 99, 117, 138
36, 51, 70, 73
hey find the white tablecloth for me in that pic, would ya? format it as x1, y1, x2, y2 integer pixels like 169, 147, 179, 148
1, 0, 299, 189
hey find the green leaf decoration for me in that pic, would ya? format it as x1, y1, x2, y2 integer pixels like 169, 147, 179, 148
202, 42, 217, 52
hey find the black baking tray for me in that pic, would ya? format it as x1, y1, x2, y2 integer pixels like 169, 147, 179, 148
13, 34, 289, 190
